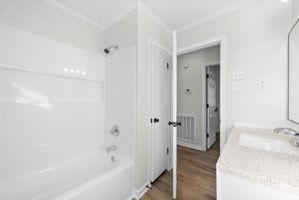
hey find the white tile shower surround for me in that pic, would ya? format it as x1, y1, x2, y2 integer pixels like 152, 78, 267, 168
217, 126, 299, 196
0, 21, 135, 199
0, 22, 106, 178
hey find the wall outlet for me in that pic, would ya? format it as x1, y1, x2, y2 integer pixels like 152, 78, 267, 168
232, 71, 244, 80
232, 82, 239, 91
258, 79, 268, 90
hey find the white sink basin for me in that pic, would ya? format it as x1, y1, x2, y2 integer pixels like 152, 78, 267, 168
238, 133, 299, 156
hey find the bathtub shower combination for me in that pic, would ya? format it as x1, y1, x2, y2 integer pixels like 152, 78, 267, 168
0, 23, 136, 200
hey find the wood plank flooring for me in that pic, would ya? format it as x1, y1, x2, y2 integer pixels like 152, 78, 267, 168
141, 138, 220, 200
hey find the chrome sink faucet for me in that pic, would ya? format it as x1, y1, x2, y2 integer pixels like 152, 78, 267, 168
107, 145, 118, 153
274, 127, 299, 147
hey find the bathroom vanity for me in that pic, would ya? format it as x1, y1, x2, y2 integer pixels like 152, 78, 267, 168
216, 126, 299, 200
217, 15, 299, 200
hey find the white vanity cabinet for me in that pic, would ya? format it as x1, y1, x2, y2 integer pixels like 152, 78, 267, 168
217, 171, 298, 200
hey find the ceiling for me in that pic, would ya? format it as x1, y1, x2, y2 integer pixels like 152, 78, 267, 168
46, 0, 257, 30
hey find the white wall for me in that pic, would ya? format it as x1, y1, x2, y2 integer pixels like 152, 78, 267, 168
103, 7, 139, 189
104, 9, 137, 51
0, 0, 104, 52
105, 45, 136, 161
178, 0, 292, 138
0, 0, 105, 181
135, 2, 172, 193
292, 0, 299, 22
177, 45, 220, 148
105, 5, 173, 193
103, 2, 173, 194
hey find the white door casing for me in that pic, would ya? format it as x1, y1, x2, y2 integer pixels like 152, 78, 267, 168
172, 31, 178, 199
150, 41, 171, 182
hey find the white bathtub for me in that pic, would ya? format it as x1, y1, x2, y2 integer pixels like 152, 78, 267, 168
0, 151, 134, 200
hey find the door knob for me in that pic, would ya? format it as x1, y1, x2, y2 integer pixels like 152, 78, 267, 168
168, 121, 181, 127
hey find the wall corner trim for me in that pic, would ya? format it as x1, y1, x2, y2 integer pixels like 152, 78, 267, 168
137, 1, 173, 34
133, 182, 150, 200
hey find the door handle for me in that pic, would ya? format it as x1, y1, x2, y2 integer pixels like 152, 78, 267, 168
214, 107, 219, 112
154, 118, 159, 123
168, 121, 181, 127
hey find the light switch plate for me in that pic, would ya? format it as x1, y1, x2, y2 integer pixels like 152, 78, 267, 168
233, 71, 244, 80
258, 79, 268, 90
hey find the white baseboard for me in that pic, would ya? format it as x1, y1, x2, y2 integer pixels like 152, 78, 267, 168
178, 141, 206, 151
133, 182, 150, 200
127, 194, 136, 200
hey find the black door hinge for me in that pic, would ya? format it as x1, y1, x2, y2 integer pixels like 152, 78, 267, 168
207, 104, 209, 108
167, 62, 169, 69
206, 134, 209, 138
206, 74, 209, 78
167, 148, 169, 154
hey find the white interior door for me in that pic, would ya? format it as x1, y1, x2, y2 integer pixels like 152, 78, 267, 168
150, 42, 171, 182
206, 66, 218, 149
172, 31, 178, 199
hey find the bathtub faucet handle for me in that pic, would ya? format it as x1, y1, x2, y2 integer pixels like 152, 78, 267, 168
110, 125, 120, 137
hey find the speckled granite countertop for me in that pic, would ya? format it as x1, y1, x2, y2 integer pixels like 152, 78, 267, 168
217, 126, 299, 196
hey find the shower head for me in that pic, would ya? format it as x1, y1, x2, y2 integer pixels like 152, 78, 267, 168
104, 45, 118, 54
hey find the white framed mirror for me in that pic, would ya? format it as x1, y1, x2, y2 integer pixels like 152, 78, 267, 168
288, 19, 299, 124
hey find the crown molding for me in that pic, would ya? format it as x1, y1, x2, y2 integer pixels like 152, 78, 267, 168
103, 6, 137, 30
176, 0, 257, 33
43, 0, 104, 30
138, 1, 173, 34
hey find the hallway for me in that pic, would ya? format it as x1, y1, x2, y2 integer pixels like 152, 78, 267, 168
142, 137, 220, 200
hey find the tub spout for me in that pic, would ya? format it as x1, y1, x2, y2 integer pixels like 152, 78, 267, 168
107, 145, 118, 153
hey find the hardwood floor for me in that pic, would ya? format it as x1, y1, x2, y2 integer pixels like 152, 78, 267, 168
141, 138, 220, 200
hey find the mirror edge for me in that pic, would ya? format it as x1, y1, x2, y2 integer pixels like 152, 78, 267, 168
288, 18, 299, 124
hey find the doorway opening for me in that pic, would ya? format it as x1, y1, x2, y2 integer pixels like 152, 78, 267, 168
143, 35, 226, 200
177, 45, 220, 151
175, 45, 221, 199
